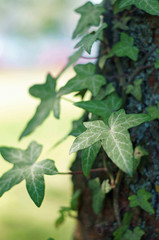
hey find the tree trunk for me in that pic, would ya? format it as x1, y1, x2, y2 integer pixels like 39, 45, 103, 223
71, 2, 159, 240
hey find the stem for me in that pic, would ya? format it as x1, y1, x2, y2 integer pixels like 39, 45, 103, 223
61, 97, 74, 104
103, 156, 115, 188
58, 168, 108, 175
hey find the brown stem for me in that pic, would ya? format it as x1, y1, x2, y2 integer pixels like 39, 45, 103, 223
128, 64, 154, 84
58, 168, 108, 175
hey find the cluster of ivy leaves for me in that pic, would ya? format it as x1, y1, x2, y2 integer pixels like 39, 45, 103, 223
0, 0, 159, 239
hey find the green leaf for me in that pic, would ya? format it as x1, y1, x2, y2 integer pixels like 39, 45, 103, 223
19, 74, 60, 139
0, 142, 58, 207
75, 93, 122, 122
55, 207, 70, 227
123, 227, 145, 240
70, 109, 150, 175
129, 188, 155, 214
58, 63, 106, 97
126, 79, 143, 101
70, 189, 81, 210
147, 102, 159, 120
155, 58, 159, 68
134, 145, 148, 170
89, 178, 112, 214
75, 23, 107, 54
119, 0, 159, 16
69, 120, 108, 154
73, 2, 105, 39
113, 212, 134, 240
111, 32, 139, 61
82, 141, 101, 176
111, 0, 118, 4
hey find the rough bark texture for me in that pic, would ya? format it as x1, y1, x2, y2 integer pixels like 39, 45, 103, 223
71, 2, 159, 239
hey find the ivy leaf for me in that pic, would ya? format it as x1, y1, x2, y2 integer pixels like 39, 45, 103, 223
0, 142, 58, 207
155, 58, 159, 68
123, 227, 145, 240
70, 189, 81, 210
89, 178, 112, 214
75, 23, 107, 54
82, 141, 101, 177
147, 102, 159, 120
119, 0, 159, 16
129, 188, 155, 214
134, 145, 148, 170
73, 2, 105, 39
113, 212, 134, 240
69, 116, 86, 137
58, 63, 106, 97
19, 74, 60, 139
126, 79, 143, 101
111, 32, 139, 61
70, 109, 150, 175
75, 93, 122, 122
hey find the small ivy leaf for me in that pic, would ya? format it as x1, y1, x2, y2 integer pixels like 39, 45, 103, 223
69, 121, 108, 154
123, 227, 145, 240
58, 63, 106, 97
147, 102, 159, 120
119, 0, 159, 16
126, 79, 143, 101
70, 189, 81, 210
111, 0, 118, 4
113, 212, 134, 240
65, 48, 83, 69
82, 141, 101, 177
0, 142, 58, 207
134, 145, 148, 170
101, 179, 112, 194
113, 16, 131, 30
111, 32, 139, 61
105, 83, 116, 97
55, 207, 71, 228
129, 188, 155, 214
19, 74, 60, 139
73, 2, 105, 39
0, 167, 24, 197
155, 58, 159, 68
75, 93, 122, 122
89, 178, 110, 214
75, 23, 107, 54
0, 141, 42, 165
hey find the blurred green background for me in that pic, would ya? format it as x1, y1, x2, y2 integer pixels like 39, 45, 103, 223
0, 0, 101, 239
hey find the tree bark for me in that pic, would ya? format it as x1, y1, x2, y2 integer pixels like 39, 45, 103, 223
71, 2, 159, 239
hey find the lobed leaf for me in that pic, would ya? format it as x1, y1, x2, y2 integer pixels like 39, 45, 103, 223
73, 2, 105, 38
58, 63, 106, 97
123, 227, 145, 240
147, 102, 159, 120
129, 188, 155, 214
126, 79, 143, 101
0, 142, 58, 207
20, 74, 60, 139
111, 32, 139, 61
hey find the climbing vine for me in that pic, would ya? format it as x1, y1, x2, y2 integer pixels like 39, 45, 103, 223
0, 0, 159, 239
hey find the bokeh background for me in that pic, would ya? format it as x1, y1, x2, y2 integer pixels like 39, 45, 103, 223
0, 0, 101, 239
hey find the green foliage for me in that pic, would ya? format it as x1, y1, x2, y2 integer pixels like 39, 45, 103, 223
73, 1, 105, 38
0, 142, 58, 207
70, 109, 150, 175
126, 79, 143, 101
75, 23, 107, 54
134, 145, 148, 170
19, 74, 60, 139
113, 212, 134, 240
111, 32, 139, 61
129, 188, 155, 214
75, 92, 122, 122
88, 178, 112, 214
58, 63, 106, 97
119, 0, 159, 16
82, 141, 101, 176
55, 190, 81, 227
122, 227, 145, 240
147, 102, 159, 120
